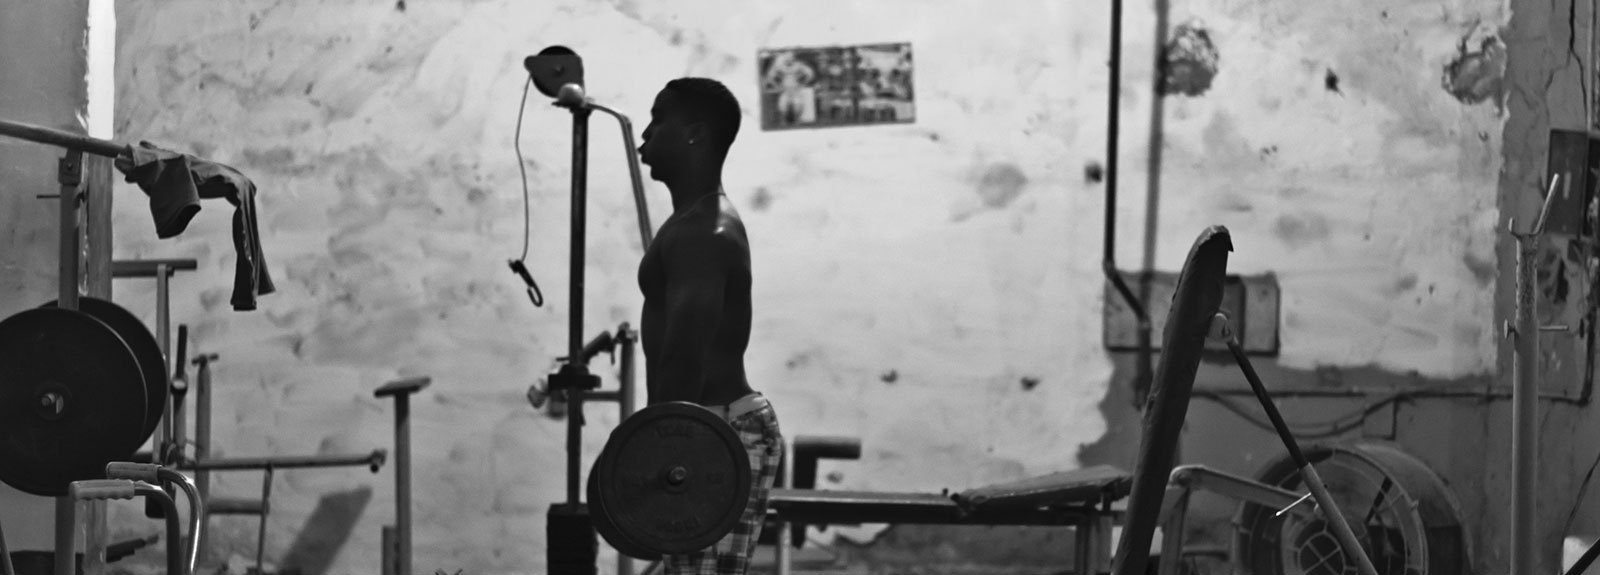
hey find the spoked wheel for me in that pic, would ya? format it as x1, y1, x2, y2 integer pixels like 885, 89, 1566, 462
1232, 443, 1469, 575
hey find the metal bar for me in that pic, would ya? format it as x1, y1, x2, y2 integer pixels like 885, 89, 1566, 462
185, 451, 385, 471
54, 497, 75, 575
84, 155, 113, 300
1170, 466, 1311, 518
1157, 487, 1188, 575
0, 119, 126, 158
154, 468, 204, 575
157, 263, 172, 461
395, 392, 413, 575
1100, 0, 1152, 406
619, 325, 637, 418
194, 357, 213, 563
587, 391, 620, 402
0, 513, 14, 575
566, 106, 592, 506
256, 468, 272, 575
1220, 323, 1379, 575
128, 484, 183, 575
775, 438, 795, 575
59, 151, 82, 310
1511, 176, 1561, 575
111, 259, 198, 278
588, 104, 653, 251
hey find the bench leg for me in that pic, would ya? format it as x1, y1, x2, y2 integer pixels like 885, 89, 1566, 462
1158, 487, 1190, 575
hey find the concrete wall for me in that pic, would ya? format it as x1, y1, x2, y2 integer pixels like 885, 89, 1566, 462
0, 0, 93, 553
0, 0, 1569, 573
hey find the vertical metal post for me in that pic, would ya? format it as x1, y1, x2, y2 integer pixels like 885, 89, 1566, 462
194, 357, 213, 563
1510, 176, 1559, 575
1158, 488, 1190, 575
56, 150, 83, 575
566, 107, 592, 506
156, 264, 172, 459
618, 325, 637, 419
393, 391, 413, 575
775, 438, 795, 575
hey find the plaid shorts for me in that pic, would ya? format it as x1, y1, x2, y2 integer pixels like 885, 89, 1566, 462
664, 403, 783, 575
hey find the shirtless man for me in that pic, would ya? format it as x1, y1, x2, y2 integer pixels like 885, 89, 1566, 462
636, 77, 783, 575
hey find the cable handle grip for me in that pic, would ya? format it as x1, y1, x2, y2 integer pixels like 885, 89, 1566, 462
70, 479, 139, 501
106, 462, 161, 483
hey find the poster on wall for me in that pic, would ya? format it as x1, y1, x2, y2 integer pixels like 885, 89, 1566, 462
757, 43, 915, 131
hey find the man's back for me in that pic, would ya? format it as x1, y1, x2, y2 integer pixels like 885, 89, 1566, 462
637, 193, 753, 406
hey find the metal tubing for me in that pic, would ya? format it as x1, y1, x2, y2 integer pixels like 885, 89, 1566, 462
129, 484, 182, 575
194, 357, 214, 562
619, 324, 637, 418
156, 468, 204, 575
256, 468, 272, 575
1157, 487, 1188, 575
157, 264, 172, 460
394, 391, 413, 575
1, 514, 14, 575
565, 106, 593, 506
588, 104, 653, 251
59, 152, 81, 311
1220, 322, 1379, 575
186, 451, 385, 471
1100, 0, 1152, 405
0, 120, 126, 159
54, 498, 74, 575
1511, 176, 1560, 575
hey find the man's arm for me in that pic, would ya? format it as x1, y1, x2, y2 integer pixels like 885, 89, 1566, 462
652, 232, 735, 404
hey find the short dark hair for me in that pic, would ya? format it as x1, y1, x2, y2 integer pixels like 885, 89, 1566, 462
664, 77, 741, 159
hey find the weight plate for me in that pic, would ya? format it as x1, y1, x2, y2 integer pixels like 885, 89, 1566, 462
590, 464, 661, 560
595, 402, 752, 555
42, 297, 168, 453
0, 308, 149, 496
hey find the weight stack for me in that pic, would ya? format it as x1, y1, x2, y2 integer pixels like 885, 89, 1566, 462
547, 503, 598, 575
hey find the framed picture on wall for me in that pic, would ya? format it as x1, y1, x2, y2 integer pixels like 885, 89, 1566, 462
757, 42, 915, 131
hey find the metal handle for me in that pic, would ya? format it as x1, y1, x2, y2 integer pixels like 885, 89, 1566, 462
70, 480, 138, 501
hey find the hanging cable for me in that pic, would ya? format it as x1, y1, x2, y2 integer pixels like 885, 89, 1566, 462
509, 75, 544, 307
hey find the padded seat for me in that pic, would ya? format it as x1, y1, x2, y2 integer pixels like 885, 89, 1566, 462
767, 464, 1131, 526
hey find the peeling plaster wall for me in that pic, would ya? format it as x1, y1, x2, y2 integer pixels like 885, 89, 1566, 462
92, 0, 1508, 573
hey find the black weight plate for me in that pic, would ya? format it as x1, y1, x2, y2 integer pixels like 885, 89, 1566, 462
0, 308, 148, 496
595, 402, 752, 555
42, 297, 167, 452
589, 464, 661, 560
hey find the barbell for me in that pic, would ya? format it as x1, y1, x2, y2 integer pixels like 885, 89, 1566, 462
588, 402, 753, 559
0, 298, 167, 496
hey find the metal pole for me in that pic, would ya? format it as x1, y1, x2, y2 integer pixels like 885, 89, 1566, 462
1510, 175, 1560, 575
617, 324, 636, 575
56, 150, 83, 575
156, 264, 172, 460
0, 120, 125, 159
194, 356, 214, 563
394, 391, 413, 575
565, 106, 592, 506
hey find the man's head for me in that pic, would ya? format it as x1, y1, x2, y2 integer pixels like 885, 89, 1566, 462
639, 77, 741, 183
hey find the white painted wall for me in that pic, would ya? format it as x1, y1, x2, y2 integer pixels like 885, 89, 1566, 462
72, 0, 1510, 573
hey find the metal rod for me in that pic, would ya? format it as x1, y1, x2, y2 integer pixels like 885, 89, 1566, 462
1157, 487, 1188, 575
255, 468, 272, 575
566, 106, 593, 506
589, 104, 653, 251
1219, 319, 1379, 575
1, 513, 14, 575
0, 119, 126, 159
155, 467, 204, 575
185, 451, 384, 471
1100, 0, 1152, 406
619, 324, 637, 418
194, 356, 214, 563
129, 484, 183, 575
111, 259, 198, 278
59, 152, 82, 311
157, 263, 172, 461
1511, 175, 1561, 575
394, 391, 413, 575
54, 497, 75, 575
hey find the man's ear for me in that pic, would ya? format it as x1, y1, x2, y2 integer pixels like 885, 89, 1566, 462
685, 122, 710, 145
